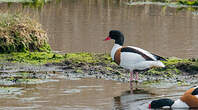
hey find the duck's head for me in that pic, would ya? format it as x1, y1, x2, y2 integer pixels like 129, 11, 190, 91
149, 98, 174, 109
104, 30, 124, 46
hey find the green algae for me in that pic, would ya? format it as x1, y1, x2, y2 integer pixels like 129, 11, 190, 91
105, 67, 113, 71
142, 79, 161, 85
144, 57, 197, 78
0, 52, 65, 64
65, 52, 113, 64
65, 52, 96, 64
178, 0, 198, 6
0, 52, 113, 65
75, 69, 83, 73
5, 76, 46, 85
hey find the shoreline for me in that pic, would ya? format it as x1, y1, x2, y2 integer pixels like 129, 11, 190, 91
0, 52, 197, 87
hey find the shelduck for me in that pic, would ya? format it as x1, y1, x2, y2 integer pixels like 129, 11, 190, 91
104, 30, 166, 91
149, 86, 198, 109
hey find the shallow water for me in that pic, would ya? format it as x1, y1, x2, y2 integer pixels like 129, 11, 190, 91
0, 77, 190, 110
0, 78, 129, 109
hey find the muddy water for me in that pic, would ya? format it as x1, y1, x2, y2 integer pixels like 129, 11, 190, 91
1, 0, 198, 58
0, 76, 190, 110
0, 78, 129, 109
39, 1, 198, 59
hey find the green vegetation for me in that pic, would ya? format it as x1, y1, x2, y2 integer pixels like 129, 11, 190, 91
65, 53, 97, 64
0, 13, 51, 53
0, 52, 64, 64
1, 52, 198, 77
22, 0, 52, 8
1, 0, 52, 8
178, 0, 198, 6
65, 52, 113, 64
0, 52, 114, 65
145, 57, 198, 77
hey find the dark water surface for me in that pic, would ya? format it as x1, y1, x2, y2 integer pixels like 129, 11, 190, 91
1, 0, 198, 58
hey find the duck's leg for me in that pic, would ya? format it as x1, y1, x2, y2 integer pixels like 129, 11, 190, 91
130, 71, 134, 82
135, 72, 139, 89
130, 71, 133, 94
135, 72, 139, 81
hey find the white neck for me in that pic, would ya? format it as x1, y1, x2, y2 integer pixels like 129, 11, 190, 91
111, 44, 122, 60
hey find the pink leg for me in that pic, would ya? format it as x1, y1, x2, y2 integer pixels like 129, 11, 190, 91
135, 72, 139, 81
130, 71, 133, 82
130, 71, 134, 94
135, 72, 139, 90
130, 81, 133, 94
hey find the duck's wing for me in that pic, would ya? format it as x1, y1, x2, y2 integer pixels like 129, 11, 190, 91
121, 46, 157, 61
192, 87, 198, 95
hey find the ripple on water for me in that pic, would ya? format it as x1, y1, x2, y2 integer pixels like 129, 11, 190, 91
0, 87, 24, 98
63, 89, 81, 94
126, 1, 198, 8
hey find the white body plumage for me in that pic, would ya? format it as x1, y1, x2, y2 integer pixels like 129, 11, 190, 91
111, 44, 165, 71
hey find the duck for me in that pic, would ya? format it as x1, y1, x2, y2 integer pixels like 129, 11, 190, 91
104, 30, 166, 92
149, 86, 198, 109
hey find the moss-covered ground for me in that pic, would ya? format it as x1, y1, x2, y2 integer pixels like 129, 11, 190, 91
0, 52, 64, 64
1, 52, 198, 77
0, 52, 198, 87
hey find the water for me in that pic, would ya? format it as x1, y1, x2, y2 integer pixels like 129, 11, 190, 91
0, 76, 189, 110
113, 84, 189, 110
1, 0, 198, 58
0, 78, 129, 109
0, 0, 198, 109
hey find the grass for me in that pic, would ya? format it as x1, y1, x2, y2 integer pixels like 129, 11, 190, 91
0, 13, 51, 53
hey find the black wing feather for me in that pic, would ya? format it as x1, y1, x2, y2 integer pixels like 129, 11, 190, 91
121, 47, 154, 61
152, 53, 167, 61
192, 87, 198, 95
